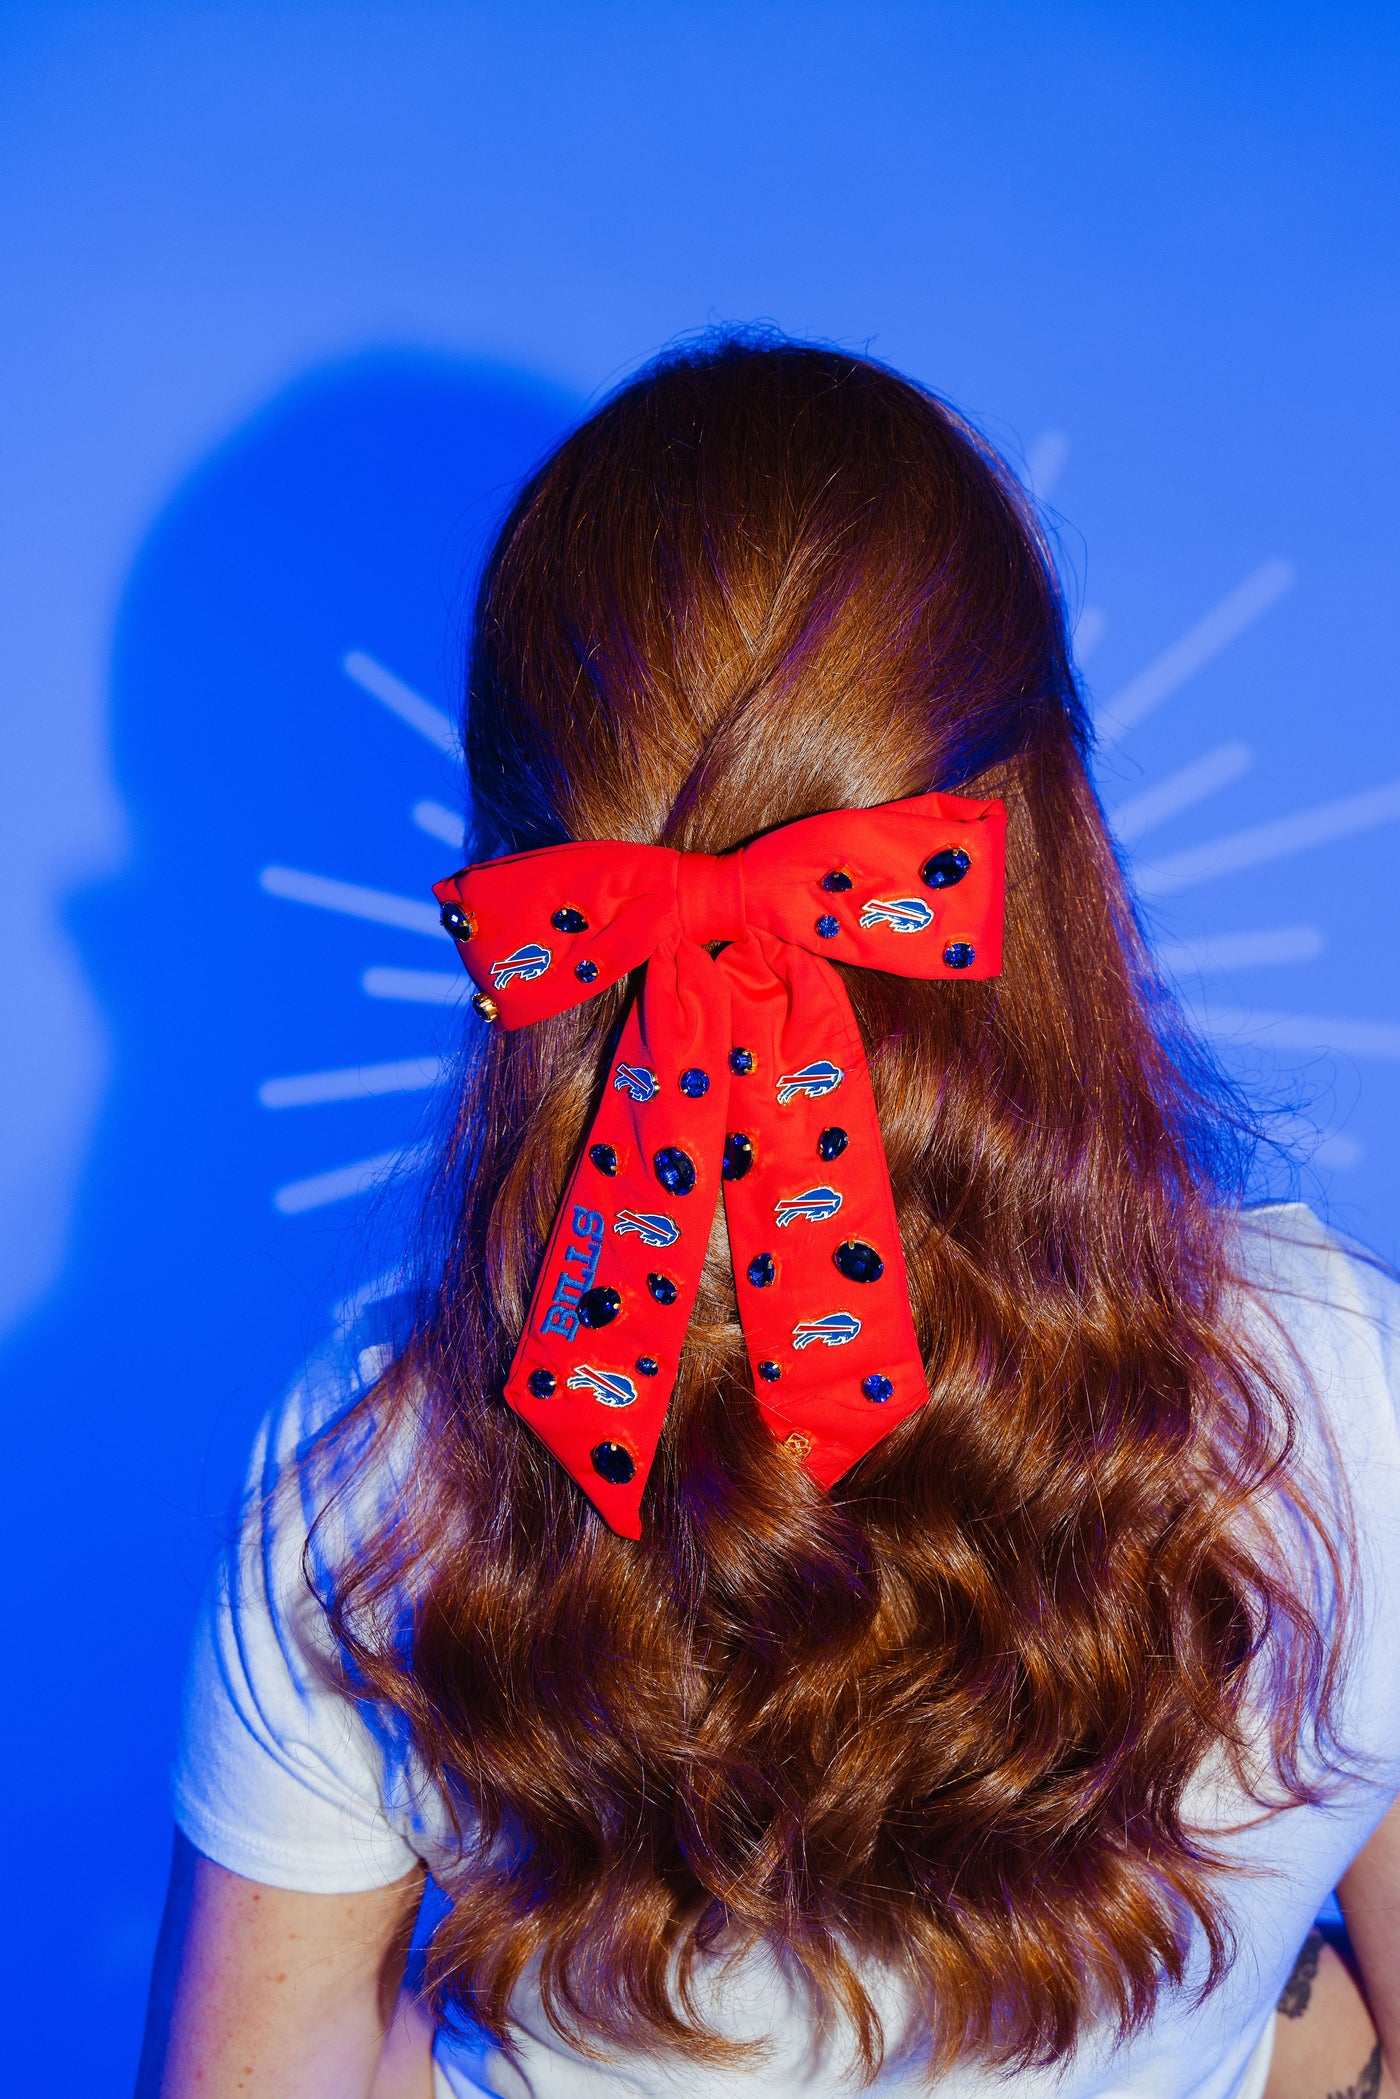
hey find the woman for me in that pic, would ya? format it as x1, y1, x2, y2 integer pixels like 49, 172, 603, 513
138, 338, 1400, 2097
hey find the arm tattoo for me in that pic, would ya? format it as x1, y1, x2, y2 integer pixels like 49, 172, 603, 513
1278, 1927, 1325, 2018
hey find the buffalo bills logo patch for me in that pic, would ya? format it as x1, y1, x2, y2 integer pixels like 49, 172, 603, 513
490, 942, 552, 987
537, 1205, 605, 1340
858, 896, 935, 933
776, 1060, 844, 1105
566, 1364, 639, 1408
613, 1209, 681, 1248
775, 1185, 844, 1227
613, 1062, 659, 1103
792, 1311, 862, 1349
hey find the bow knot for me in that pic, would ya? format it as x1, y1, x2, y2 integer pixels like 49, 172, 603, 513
676, 849, 747, 946
434, 791, 1005, 1536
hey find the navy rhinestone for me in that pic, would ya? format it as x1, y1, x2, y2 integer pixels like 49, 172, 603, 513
635, 1355, 660, 1377
589, 1143, 619, 1176
722, 1132, 755, 1181
551, 905, 589, 933
820, 870, 853, 892
834, 1239, 884, 1284
815, 914, 840, 939
591, 1441, 635, 1485
729, 1047, 756, 1075
817, 1126, 848, 1162
440, 901, 475, 940
577, 1285, 622, 1328
747, 1252, 775, 1289
922, 847, 971, 890
647, 1272, 678, 1305
653, 1147, 696, 1195
679, 1067, 710, 1098
862, 1373, 894, 1404
574, 959, 599, 982
757, 1360, 782, 1383
942, 941, 975, 970
527, 1368, 557, 1398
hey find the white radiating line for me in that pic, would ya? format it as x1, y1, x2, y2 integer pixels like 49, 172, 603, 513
1194, 1006, 1400, 1061
1159, 925, 1323, 975
1110, 741, 1253, 845
413, 799, 465, 849
362, 965, 466, 1004
1135, 778, 1400, 897
1025, 430, 1069, 501
332, 1269, 409, 1330
1074, 605, 1107, 663
1270, 1116, 1364, 1171
1095, 560, 1295, 749
258, 1055, 447, 1110
343, 649, 459, 757
260, 864, 442, 937
273, 1142, 434, 1216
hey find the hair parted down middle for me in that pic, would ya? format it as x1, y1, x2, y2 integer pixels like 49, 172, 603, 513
304, 337, 1349, 2078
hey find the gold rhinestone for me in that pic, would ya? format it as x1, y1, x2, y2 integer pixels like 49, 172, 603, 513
471, 992, 500, 1022
780, 1431, 812, 1462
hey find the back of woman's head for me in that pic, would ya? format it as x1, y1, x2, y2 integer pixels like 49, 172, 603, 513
317, 336, 1341, 2077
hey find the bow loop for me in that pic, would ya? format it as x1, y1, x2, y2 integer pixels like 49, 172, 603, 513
433, 791, 1005, 1536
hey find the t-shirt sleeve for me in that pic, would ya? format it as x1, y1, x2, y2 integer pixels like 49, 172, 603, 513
172, 1373, 423, 1893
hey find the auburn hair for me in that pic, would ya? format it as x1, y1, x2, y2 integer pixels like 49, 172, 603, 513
306, 337, 1347, 2077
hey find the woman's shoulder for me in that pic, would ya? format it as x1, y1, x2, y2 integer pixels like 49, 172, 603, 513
1228, 1199, 1400, 1466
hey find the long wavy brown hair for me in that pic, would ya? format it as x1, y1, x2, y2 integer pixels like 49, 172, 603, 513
307, 337, 1347, 2077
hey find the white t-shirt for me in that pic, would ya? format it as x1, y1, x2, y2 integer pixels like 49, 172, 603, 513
173, 1204, 1400, 2099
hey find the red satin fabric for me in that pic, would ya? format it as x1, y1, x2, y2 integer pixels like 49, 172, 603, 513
433, 793, 1005, 1537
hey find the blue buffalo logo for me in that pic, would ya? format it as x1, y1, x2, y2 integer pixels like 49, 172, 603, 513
858, 895, 935, 934
775, 1185, 844, 1227
792, 1311, 863, 1349
566, 1364, 638, 1408
775, 1059, 844, 1105
613, 1209, 680, 1248
490, 942, 552, 987
613, 1062, 659, 1102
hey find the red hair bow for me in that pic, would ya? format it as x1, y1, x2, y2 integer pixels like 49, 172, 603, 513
433, 793, 1005, 1537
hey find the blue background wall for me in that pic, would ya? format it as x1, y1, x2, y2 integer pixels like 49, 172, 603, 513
1, 4, 1397, 2081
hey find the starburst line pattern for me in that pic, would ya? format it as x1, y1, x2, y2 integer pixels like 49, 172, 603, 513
1134, 778, 1400, 897
258, 1055, 447, 1109
262, 504, 1390, 1221
1095, 560, 1295, 750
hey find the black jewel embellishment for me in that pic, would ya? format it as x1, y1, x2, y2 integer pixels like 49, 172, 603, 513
575, 959, 599, 982
942, 941, 975, 970
817, 1126, 848, 1162
862, 1373, 893, 1403
527, 1368, 557, 1398
589, 1143, 619, 1176
577, 1285, 622, 1328
471, 992, 500, 1022
591, 1440, 635, 1485
834, 1239, 884, 1283
729, 1047, 756, 1075
440, 901, 475, 940
815, 914, 840, 939
551, 906, 589, 933
820, 870, 853, 892
922, 846, 971, 890
757, 1360, 782, 1382
747, 1252, 775, 1289
635, 1355, 660, 1377
722, 1132, 755, 1181
679, 1067, 710, 1097
653, 1146, 696, 1195
647, 1272, 678, 1304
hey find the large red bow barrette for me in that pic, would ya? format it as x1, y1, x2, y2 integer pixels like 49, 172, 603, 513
433, 793, 1005, 1537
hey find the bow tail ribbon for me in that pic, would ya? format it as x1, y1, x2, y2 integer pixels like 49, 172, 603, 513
507, 931, 926, 1536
